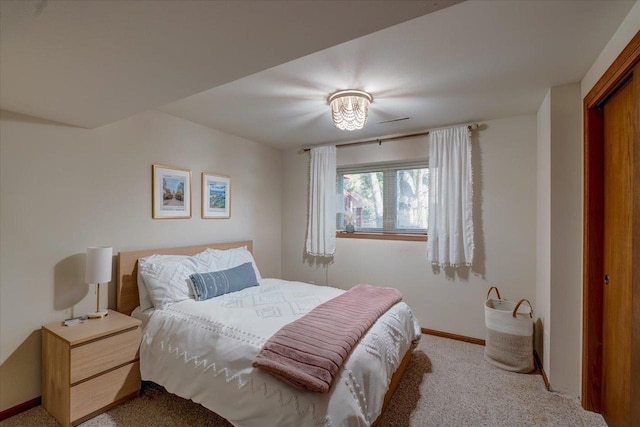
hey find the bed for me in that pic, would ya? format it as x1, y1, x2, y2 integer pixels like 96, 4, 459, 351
117, 241, 421, 426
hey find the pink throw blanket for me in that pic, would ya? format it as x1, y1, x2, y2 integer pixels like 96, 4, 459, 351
252, 284, 402, 393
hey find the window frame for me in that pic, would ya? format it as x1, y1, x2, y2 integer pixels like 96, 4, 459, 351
337, 159, 429, 237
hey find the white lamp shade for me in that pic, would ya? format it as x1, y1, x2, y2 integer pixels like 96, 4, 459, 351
85, 246, 112, 284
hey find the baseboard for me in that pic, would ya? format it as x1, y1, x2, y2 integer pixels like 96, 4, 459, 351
0, 396, 41, 421
533, 349, 551, 390
422, 328, 486, 346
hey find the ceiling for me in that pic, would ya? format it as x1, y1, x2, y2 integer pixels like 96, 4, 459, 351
0, 0, 459, 128
1, 1, 635, 150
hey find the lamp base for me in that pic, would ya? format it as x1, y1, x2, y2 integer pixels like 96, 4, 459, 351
87, 310, 109, 319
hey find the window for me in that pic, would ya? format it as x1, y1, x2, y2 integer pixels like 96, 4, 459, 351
337, 160, 429, 234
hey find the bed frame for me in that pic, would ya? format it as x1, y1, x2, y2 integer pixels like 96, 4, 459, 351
116, 240, 410, 425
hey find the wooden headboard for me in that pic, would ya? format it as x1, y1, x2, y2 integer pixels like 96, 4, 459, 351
117, 240, 253, 315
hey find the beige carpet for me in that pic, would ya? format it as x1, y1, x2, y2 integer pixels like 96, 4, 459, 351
2, 335, 605, 426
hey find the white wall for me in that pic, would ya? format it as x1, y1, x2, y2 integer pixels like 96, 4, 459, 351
281, 115, 538, 340
536, 90, 551, 375
549, 84, 583, 396
0, 109, 283, 411
536, 84, 582, 395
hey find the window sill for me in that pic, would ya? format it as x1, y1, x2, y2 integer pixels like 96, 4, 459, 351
336, 232, 427, 242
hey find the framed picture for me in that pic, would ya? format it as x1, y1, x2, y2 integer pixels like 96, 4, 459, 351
202, 172, 231, 219
152, 165, 192, 219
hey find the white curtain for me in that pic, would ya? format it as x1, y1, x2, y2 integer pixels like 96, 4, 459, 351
427, 126, 474, 267
306, 145, 337, 257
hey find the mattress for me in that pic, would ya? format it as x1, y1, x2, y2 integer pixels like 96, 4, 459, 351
139, 278, 421, 426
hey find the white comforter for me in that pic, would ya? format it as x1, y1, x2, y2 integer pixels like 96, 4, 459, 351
139, 279, 421, 427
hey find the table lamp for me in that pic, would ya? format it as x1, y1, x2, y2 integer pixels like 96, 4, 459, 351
85, 246, 112, 318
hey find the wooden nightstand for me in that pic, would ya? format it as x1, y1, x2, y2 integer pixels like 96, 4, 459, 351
41, 310, 142, 426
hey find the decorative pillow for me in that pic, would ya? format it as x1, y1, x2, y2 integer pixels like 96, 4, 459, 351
138, 254, 202, 309
197, 246, 262, 280
189, 262, 258, 301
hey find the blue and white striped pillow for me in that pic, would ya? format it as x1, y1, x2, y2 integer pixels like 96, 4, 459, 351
188, 262, 258, 301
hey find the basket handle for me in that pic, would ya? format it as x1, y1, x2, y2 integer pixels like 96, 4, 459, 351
486, 286, 501, 300
512, 299, 533, 318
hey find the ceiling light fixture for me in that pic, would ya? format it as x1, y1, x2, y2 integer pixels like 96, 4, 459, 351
328, 89, 373, 131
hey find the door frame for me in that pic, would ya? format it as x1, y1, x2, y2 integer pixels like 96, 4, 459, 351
582, 30, 639, 413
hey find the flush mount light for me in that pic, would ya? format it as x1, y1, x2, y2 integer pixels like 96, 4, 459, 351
328, 89, 373, 131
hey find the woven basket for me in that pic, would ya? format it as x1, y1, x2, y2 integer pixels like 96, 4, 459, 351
484, 287, 534, 373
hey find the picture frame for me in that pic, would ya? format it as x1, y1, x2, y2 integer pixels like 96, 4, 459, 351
152, 165, 192, 219
202, 172, 231, 219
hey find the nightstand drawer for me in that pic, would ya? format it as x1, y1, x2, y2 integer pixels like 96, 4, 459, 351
70, 327, 140, 384
70, 361, 140, 421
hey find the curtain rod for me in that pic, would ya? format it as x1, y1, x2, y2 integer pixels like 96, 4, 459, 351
300, 123, 480, 153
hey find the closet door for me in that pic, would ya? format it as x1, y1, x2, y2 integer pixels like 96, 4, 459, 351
583, 32, 639, 424
601, 63, 639, 427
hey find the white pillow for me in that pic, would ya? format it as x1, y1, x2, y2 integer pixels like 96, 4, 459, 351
137, 247, 260, 309
197, 246, 262, 280
139, 254, 204, 309
136, 267, 154, 312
